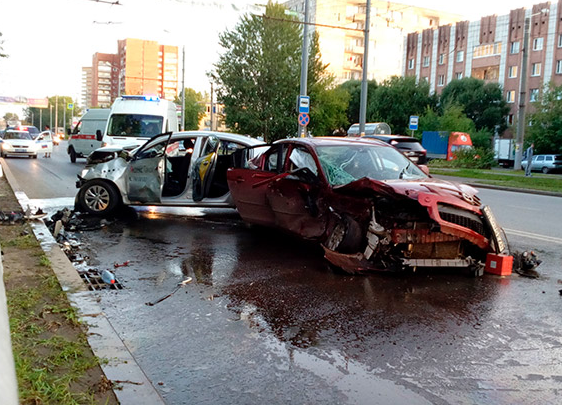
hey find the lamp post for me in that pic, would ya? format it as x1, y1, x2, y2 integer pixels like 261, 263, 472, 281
514, 8, 548, 170
359, 0, 372, 136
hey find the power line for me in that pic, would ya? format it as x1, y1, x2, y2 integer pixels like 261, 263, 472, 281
87, 0, 122, 4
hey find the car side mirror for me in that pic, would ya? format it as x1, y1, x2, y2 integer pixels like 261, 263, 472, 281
96, 130, 103, 142
419, 164, 430, 176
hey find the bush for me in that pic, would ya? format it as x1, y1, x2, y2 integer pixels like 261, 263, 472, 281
428, 148, 496, 169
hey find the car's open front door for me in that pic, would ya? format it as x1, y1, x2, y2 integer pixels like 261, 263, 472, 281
192, 136, 220, 202
127, 138, 167, 203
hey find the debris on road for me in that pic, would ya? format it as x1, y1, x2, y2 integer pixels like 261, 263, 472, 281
114, 261, 130, 268
512, 251, 542, 279
101, 269, 117, 285
145, 277, 193, 306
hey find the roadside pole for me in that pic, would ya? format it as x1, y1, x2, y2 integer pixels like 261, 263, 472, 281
298, 0, 310, 137
514, 15, 530, 171
358, 0, 371, 136
181, 46, 186, 131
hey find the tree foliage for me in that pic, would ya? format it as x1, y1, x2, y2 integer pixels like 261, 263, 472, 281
214, 2, 301, 142
367, 76, 436, 134
439, 77, 509, 132
338, 79, 377, 126
0, 32, 7, 59
526, 82, 562, 154
175, 88, 205, 130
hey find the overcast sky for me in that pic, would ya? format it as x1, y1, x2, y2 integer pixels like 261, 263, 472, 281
0, 0, 539, 102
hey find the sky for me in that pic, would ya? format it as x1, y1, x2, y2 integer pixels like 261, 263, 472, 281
0, 0, 541, 104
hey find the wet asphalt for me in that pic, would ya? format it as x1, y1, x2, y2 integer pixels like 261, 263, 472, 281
5, 143, 562, 404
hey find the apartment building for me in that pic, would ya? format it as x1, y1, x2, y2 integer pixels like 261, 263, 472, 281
286, 0, 462, 83
80, 67, 92, 110
83, 38, 179, 108
404, 2, 562, 124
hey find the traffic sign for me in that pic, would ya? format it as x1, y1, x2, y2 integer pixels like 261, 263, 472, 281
299, 96, 310, 114
298, 113, 310, 127
67, 103, 74, 109
409, 115, 419, 131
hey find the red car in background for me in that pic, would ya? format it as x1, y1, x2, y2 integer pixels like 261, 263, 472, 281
227, 137, 508, 274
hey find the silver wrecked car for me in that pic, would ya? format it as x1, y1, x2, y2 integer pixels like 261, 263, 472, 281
75, 131, 264, 215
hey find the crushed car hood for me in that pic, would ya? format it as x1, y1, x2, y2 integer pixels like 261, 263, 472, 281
334, 177, 480, 206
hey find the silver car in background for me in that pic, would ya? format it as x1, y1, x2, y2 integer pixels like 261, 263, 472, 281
521, 154, 562, 174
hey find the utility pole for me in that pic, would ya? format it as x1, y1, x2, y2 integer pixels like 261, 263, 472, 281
181, 45, 186, 131
359, 0, 371, 136
210, 82, 214, 131
55, 95, 58, 134
514, 16, 531, 171
298, 0, 310, 137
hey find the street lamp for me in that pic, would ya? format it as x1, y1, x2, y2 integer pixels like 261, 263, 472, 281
514, 8, 549, 170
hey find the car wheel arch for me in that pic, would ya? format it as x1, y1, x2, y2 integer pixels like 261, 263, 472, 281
78, 179, 123, 216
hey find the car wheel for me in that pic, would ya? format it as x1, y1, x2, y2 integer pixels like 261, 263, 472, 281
69, 147, 77, 163
542, 167, 549, 174
78, 180, 121, 216
32, 154, 37, 159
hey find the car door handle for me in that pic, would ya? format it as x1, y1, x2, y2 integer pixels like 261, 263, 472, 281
235, 177, 245, 183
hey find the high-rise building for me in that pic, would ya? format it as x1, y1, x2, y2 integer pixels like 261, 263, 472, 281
81, 67, 92, 110
82, 38, 179, 108
403, 3, 560, 126
286, 0, 462, 83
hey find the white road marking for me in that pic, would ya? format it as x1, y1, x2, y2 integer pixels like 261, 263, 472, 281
504, 228, 562, 245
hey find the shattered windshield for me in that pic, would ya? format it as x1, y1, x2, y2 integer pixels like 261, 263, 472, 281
316, 144, 428, 186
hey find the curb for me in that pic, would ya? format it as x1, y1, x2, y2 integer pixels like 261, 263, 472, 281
0, 159, 166, 405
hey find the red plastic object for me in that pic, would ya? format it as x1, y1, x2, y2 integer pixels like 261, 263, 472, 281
485, 253, 513, 276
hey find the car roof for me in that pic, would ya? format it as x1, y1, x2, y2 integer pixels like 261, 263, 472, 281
363, 134, 421, 142
275, 136, 392, 148
151, 131, 264, 146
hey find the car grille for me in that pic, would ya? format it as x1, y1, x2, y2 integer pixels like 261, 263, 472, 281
12, 145, 28, 149
438, 204, 485, 235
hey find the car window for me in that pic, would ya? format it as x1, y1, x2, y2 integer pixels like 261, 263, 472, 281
546, 156, 553, 161
391, 140, 424, 151
202, 136, 220, 156
537, 156, 544, 161
136, 140, 166, 160
260, 144, 288, 173
5, 132, 31, 140
218, 141, 245, 156
289, 147, 318, 175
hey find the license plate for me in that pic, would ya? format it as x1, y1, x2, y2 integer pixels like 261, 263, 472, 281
15, 149, 26, 153
482, 205, 508, 254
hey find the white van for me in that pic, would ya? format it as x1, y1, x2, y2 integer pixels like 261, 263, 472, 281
68, 109, 110, 162
102, 95, 179, 149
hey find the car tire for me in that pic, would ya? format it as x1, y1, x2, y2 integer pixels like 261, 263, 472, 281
32, 154, 37, 159
69, 147, 77, 163
542, 167, 549, 174
78, 180, 121, 216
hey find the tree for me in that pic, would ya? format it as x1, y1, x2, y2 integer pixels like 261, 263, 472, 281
526, 82, 562, 154
214, 1, 301, 142
3, 112, 19, 126
175, 88, 205, 130
439, 77, 509, 133
367, 76, 436, 134
307, 33, 349, 136
338, 79, 377, 127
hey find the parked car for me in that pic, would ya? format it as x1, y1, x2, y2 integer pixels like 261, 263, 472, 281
15, 125, 40, 139
521, 154, 562, 174
363, 134, 427, 164
75, 131, 264, 215
226, 137, 508, 274
0, 130, 52, 158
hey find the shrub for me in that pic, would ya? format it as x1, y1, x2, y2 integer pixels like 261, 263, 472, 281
428, 148, 496, 169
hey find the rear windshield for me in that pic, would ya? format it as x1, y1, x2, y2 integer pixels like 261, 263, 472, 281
554, 155, 562, 161
391, 140, 425, 151
107, 114, 164, 138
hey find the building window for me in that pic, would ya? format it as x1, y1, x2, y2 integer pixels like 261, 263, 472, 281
510, 41, 520, 54
508, 66, 518, 78
456, 51, 464, 62
531, 63, 542, 76
423, 56, 430, 67
455, 72, 463, 80
558, 34, 562, 48
473, 42, 502, 58
533, 37, 544, 51
556, 60, 562, 74
408, 59, 414, 70
507, 114, 514, 125
437, 75, 445, 86
506, 90, 516, 103
530, 88, 539, 102
439, 53, 445, 65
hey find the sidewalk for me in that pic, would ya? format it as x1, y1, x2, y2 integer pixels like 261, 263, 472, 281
0, 159, 165, 405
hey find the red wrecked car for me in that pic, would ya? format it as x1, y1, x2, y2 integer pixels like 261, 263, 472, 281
227, 137, 509, 274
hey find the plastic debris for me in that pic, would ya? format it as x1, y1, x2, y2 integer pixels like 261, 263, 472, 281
114, 261, 130, 268
100, 269, 116, 285
513, 250, 542, 279
146, 277, 193, 306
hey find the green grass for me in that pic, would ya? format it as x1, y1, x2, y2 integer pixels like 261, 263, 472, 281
1, 233, 36, 248
430, 168, 562, 193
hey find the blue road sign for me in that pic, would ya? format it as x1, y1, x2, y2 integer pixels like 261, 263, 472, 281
299, 96, 310, 114
409, 115, 419, 131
